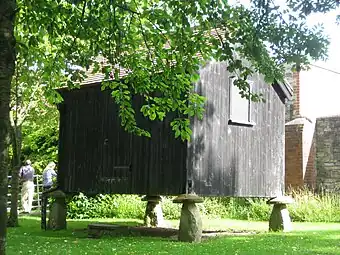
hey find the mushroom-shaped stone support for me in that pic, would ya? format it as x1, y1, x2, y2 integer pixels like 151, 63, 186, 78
47, 190, 67, 230
173, 194, 204, 243
267, 196, 294, 232
141, 195, 166, 228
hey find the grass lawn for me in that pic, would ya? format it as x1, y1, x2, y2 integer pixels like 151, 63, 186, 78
7, 216, 340, 255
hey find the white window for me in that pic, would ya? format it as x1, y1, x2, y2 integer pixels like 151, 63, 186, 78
229, 77, 253, 125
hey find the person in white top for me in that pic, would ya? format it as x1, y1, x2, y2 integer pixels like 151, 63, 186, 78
42, 162, 57, 191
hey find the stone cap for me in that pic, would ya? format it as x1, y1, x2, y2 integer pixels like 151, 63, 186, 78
173, 194, 204, 204
141, 195, 162, 202
267, 196, 294, 205
48, 190, 66, 198
285, 116, 313, 126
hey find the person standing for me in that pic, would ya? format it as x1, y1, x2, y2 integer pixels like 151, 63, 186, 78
41, 162, 57, 230
19, 160, 35, 214
42, 162, 57, 191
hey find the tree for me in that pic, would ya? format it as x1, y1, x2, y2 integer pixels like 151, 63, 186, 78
20, 108, 59, 172
7, 53, 58, 227
0, 0, 338, 253
290, 0, 340, 24
0, 0, 16, 253
287, 0, 339, 17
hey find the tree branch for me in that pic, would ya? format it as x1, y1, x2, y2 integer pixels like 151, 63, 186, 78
70, 0, 87, 51
17, 85, 40, 126
115, 3, 139, 15
49, 0, 87, 85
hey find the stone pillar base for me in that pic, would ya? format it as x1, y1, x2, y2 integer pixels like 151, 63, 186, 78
141, 195, 166, 228
267, 196, 294, 232
173, 194, 204, 243
47, 190, 67, 230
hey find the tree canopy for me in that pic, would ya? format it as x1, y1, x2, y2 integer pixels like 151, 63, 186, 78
9, 46, 59, 172
13, 0, 334, 140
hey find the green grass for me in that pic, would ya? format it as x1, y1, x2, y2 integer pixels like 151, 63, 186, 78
7, 216, 340, 255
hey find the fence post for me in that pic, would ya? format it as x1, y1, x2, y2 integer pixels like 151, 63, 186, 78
35, 175, 40, 209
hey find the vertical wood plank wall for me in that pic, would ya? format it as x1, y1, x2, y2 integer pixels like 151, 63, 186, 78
188, 61, 285, 197
57, 86, 187, 195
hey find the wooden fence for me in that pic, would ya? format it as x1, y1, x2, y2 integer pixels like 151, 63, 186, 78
7, 175, 43, 212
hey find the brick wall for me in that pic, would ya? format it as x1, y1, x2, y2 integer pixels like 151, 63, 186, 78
285, 123, 303, 189
292, 71, 300, 117
285, 118, 316, 190
284, 68, 317, 191
315, 116, 340, 192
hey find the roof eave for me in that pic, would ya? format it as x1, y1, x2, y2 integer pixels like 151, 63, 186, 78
273, 79, 294, 101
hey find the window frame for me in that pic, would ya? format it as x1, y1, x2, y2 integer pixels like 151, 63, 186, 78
228, 76, 255, 127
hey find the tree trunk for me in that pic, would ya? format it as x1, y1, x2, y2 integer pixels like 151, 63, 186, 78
7, 125, 21, 227
0, 0, 17, 254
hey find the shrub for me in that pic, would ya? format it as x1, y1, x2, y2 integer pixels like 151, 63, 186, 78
67, 193, 97, 219
66, 190, 340, 223
288, 189, 340, 222
67, 193, 145, 219
160, 197, 181, 220
201, 197, 228, 218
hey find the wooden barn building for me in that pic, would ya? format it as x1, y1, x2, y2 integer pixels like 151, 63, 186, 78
56, 60, 293, 199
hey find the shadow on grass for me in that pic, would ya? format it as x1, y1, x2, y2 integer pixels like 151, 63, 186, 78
7, 217, 340, 255
10, 216, 142, 239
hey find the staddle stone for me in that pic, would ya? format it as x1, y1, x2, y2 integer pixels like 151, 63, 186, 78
49, 190, 66, 199
174, 193, 203, 243
267, 196, 294, 205
142, 195, 166, 228
178, 201, 202, 242
173, 193, 204, 204
47, 191, 67, 230
268, 196, 294, 232
141, 195, 162, 203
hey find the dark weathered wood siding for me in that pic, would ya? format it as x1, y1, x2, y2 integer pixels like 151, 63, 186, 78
57, 61, 286, 198
57, 85, 187, 195
187, 61, 285, 197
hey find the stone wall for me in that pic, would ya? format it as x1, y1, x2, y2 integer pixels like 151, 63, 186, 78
315, 116, 340, 192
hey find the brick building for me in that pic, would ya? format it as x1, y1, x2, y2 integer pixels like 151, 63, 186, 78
284, 69, 317, 190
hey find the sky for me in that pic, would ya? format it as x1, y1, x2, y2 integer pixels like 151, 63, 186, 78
300, 10, 340, 120
230, 0, 340, 120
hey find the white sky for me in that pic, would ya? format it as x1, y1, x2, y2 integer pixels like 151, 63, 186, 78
300, 9, 340, 120
230, 0, 340, 120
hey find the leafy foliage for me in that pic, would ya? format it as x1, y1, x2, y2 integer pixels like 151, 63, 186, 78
67, 191, 340, 223
67, 193, 145, 219
21, 118, 59, 173
287, 0, 339, 17
13, 0, 332, 140
9, 51, 60, 173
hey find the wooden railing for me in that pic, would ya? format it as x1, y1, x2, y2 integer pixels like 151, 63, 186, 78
7, 175, 43, 212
